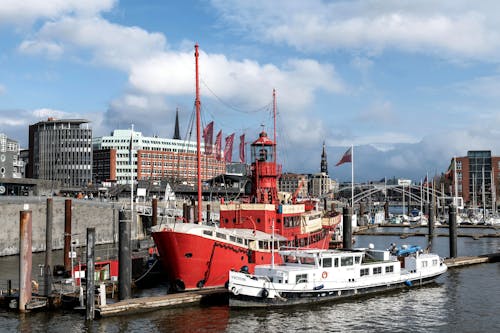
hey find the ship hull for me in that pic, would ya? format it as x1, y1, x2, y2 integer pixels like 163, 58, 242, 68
152, 228, 330, 291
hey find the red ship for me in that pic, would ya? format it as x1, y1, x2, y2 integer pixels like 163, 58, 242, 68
151, 45, 340, 291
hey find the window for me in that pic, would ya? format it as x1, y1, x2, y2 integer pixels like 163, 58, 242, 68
355, 256, 361, 264
216, 232, 226, 240
432, 259, 438, 266
360, 268, 369, 277
341, 256, 353, 266
385, 266, 394, 273
373, 267, 382, 274
322, 258, 332, 268
421, 261, 428, 268
295, 274, 308, 284
203, 230, 213, 236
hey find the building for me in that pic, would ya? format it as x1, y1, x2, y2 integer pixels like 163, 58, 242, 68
279, 173, 308, 198
93, 129, 226, 185
28, 118, 92, 188
449, 150, 500, 209
309, 172, 333, 198
0, 133, 23, 179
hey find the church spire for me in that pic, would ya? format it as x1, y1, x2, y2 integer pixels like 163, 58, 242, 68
173, 108, 181, 140
321, 141, 328, 175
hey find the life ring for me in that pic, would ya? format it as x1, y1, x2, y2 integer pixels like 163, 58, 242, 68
261, 288, 269, 298
322, 271, 328, 279
231, 287, 240, 295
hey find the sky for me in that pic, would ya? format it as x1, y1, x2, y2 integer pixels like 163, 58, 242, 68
1, 0, 500, 182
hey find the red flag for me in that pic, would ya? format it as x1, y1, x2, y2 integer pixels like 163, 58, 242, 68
239, 134, 245, 163
215, 130, 222, 161
224, 133, 235, 163
335, 147, 352, 166
203, 121, 214, 155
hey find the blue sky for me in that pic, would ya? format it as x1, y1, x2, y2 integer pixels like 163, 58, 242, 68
1, 0, 500, 182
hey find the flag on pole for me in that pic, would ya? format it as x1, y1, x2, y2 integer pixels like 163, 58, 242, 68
202, 121, 214, 155
224, 133, 235, 163
239, 134, 245, 163
335, 147, 352, 166
215, 130, 222, 161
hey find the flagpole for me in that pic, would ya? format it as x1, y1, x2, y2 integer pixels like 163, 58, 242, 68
351, 144, 354, 212
130, 124, 134, 224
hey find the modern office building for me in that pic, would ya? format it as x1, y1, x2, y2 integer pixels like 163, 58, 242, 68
93, 129, 226, 185
0, 133, 23, 179
448, 150, 500, 209
28, 118, 92, 188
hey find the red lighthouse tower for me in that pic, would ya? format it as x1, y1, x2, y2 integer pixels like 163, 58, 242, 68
250, 131, 281, 204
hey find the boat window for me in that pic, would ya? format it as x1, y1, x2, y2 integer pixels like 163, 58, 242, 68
385, 266, 394, 273
300, 257, 316, 265
236, 237, 243, 244
421, 261, 428, 268
355, 256, 361, 264
432, 259, 438, 266
334, 258, 339, 267
203, 230, 213, 236
216, 232, 226, 240
277, 218, 281, 224
373, 267, 382, 274
360, 268, 369, 277
341, 256, 354, 267
295, 273, 308, 284
257, 218, 261, 223
322, 258, 332, 268
229, 236, 236, 242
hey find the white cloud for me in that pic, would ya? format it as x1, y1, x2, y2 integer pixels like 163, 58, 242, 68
32, 108, 71, 120
0, 0, 116, 26
211, 0, 500, 61
357, 100, 398, 124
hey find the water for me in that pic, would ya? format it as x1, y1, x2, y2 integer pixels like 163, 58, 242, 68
1, 235, 499, 332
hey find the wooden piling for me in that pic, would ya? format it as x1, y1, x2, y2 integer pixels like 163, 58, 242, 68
86, 228, 96, 321
152, 198, 158, 227
19, 208, 32, 312
44, 198, 53, 296
64, 199, 72, 272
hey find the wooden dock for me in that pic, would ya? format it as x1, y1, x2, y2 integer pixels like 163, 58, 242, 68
96, 288, 227, 317
444, 252, 500, 268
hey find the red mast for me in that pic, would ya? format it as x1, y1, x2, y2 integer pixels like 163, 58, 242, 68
195, 44, 202, 223
273, 89, 277, 163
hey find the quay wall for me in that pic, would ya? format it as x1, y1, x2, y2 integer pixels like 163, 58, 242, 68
0, 197, 123, 256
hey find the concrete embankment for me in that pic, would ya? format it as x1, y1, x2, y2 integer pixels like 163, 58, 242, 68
0, 197, 121, 256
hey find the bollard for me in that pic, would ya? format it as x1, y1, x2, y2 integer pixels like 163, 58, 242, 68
342, 207, 353, 249
449, 204, 457, 258
44, 198, 53, 296
64, 199, 72, 272
152, 198, 158, 227
19, 209, 32, 312
86, 228, 96, 320
384, 201, 389, 220
118, 210, 131, 300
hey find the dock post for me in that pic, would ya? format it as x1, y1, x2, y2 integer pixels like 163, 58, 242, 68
449, 204, 457, 258
206, 204, 211, 224
152, 198, 158, 227
427, 203, 435, 251
118, 210, 131, 300
342, 207, 353, 249
323, 198, 327, 211
183, 203, 189, 223
44, 198, 53, 296
359, 202, 365, 217
384, 201, 389, 220
86, 228, 96, 320
64, 199, 72, 273
19, 207, 32, 312
8, 280, 12, 296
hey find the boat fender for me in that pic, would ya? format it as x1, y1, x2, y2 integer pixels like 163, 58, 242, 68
322, 271, 328, 279
261, 288, 269, 298
231, 287, 240, 295
405, 280, 412, 287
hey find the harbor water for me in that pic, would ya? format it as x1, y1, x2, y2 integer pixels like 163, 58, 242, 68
0, 233, 499, 332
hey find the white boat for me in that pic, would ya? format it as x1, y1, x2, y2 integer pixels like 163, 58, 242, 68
228, 244, 447, 307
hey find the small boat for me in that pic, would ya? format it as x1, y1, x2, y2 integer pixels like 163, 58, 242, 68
228, 244, 447, 307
